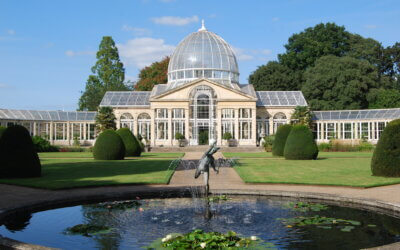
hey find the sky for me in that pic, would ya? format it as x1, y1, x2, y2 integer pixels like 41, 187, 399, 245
0, 0, 399, 111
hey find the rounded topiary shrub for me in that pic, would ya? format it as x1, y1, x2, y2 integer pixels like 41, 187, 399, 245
93, 129, 125, 160
272, 124, 292, 156
0, 125, 41, 178
371, 119, 400, 176
0, 126, 6, 139
284, 125, 319, 160
116, 128, 141, 157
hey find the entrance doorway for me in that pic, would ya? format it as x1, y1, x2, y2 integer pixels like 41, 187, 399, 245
198, 125, 209, 145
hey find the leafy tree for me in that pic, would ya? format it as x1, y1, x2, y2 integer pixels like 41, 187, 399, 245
368, 88, 400, 108
278, 23, 351, 71
302, 55, 379, 110
95, 106, 116, 132
79, 36, 130, 111
135, 57, 169, 91
249, 61, 302, 91
385, 42, 400, 85
291, 106, 313, 128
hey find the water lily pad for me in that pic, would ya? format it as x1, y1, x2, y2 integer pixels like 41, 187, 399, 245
341, 226, 355, 232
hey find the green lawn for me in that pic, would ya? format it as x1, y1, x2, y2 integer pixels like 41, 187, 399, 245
223, 151, 373, 159
234, 157, 400, 188
39, 152, 184, 159
0, 158, 178, 189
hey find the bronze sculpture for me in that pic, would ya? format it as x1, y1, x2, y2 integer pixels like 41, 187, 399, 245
194, 141, 220, 195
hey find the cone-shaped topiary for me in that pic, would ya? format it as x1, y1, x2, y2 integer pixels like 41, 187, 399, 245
272, 124, 292, 156
116, 128, 141, 157
93, 129, 125, 160
0, 125, 41, 178
284, 125, 318, 160
371, 119, 400, 176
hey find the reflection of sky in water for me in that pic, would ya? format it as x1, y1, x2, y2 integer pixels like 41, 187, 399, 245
1, 197, 400, 249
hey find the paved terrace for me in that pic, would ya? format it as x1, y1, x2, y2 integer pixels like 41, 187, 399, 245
1, 152, 400, 249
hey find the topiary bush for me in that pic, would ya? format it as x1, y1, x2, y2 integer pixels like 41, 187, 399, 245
32, 136, 59, 152
0, 125, 41, 178
371, 119, 400, 176
0, 126, 6, 139
93, 129, 125, 160
116, 128, 141, 157
222, 132, 233, 140
136, 135, 145, 153
263, 135, 275, 152
284, 125, 319, 160
272, 124, 292, 156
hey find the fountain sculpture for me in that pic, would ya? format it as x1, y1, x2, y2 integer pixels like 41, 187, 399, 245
194, 140, 220, 196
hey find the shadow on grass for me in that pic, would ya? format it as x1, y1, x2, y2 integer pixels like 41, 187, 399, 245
0, 159, 177, 189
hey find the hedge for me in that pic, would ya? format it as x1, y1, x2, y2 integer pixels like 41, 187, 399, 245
0, 125, 41, 178
272, 124, 292, 156
93, 129, 125, 160
0, 126, 6, 139
116, 128, 141, 157
284, 125, 319, 160
371, 119, 400, 176
32, 136, 59, 152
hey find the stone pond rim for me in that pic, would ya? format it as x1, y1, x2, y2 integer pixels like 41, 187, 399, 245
1, 186, 400, 249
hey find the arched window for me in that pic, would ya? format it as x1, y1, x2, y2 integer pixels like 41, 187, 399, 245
120, 113, 134, 131
273, 112, 287, 133
138, 113, 151, 140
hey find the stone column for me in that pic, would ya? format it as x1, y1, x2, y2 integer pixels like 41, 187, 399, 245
33, 122, 37, 136
234, 108, 239, 145
168, 109, 172, 146
185, 108, 189, 144
150, 109, 155, 146
269, 118, 274, 135
216, 108, 222, 146
321, 122, 325, 141
50, 121, 54, 143
251, 108, 257, 145
133, 116, 138, 136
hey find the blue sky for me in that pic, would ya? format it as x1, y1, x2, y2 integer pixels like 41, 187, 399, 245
1, 0, 399, 110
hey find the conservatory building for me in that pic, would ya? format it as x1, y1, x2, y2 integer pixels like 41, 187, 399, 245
1, 22, 400, 147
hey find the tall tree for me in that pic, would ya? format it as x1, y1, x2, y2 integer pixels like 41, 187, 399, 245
135, 57, 169, 91
248, 61, 302, 91
367, 88, 400, 109
278, 23, 351, 71
78, 36, 130, 111
302, 55, 379, 110
95, 106, 116, 132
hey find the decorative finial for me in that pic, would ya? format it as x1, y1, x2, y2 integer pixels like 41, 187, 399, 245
198, 19, 207, 31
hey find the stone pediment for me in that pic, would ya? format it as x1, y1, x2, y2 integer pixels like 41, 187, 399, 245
150, 79, 257, 102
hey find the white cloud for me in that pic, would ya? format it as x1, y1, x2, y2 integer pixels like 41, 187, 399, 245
365, 24, 377, 29
7, 29, 15, 35
151, 15, 199, 26
65, 50, 95, 57
0, 83, 10, 88
233, 47, 272, 61
272, 17, 279, 22
117, 37, 175, 68
122, 25, 152, 36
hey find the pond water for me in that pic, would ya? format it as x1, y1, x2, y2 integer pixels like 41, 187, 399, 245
1, 196, 400, 249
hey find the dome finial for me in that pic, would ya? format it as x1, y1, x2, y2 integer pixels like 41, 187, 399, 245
198, 19, 206, 31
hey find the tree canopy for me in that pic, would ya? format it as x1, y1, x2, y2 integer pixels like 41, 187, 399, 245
249, 22, 399, 109
79, 36, 130, 111
368, 88, 400, 109
95, 106, 116, 132
302, 55, 379, 110
248, 61, 302, 91
135, 57, 169, 91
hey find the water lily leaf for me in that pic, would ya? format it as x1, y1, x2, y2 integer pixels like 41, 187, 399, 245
317, 226, 332, 229
367, 224, 377, 227
347, 220, 361, 226
341, 226, 355, 232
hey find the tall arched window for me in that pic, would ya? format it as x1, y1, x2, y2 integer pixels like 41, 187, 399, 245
273, 112, 287, 133
120, 113, 134, 131
189, 85, 217, 145
137, 113, 151, 140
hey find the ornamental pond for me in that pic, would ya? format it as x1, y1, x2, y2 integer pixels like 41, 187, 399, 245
1, 196, 400, 249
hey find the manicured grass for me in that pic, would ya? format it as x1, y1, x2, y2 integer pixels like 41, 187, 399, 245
223, 151, 373, 159
234, 158, 400, 188
0, 158, 178, 189
38, 152, 184, 159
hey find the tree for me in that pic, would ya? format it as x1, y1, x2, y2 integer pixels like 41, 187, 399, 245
284, 125, 318, 160
367, 88, 400, 108
278, 23, 351, 71
291, 106, 313, 128
249, 61, 302, 91
95, 106, 116, 132
79, 36, 130, 111
302, 55, 379, 110
135, 57, 169, 91
385, 42, 400, 86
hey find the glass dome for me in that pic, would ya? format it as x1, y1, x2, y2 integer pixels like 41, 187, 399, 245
167, 21, 239, 90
